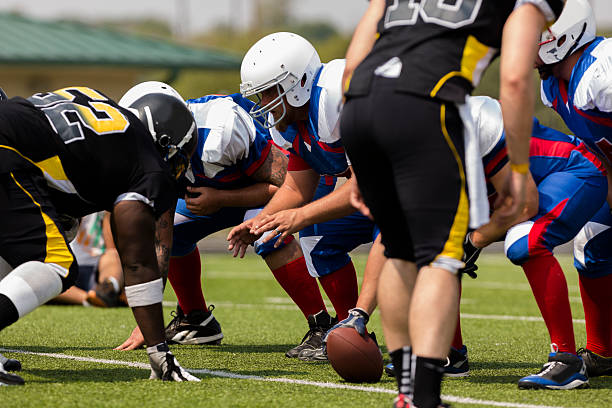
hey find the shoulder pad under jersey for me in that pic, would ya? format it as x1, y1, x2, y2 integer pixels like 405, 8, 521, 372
188, 97, 256, 177
574, 39, 612, 113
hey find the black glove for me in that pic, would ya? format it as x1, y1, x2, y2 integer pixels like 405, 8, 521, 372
459, 232, 481, 279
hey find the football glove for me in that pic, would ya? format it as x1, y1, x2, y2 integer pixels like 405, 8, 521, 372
460, 232, 481, 279
147, 342, 200, 382
324, 308, 369, 340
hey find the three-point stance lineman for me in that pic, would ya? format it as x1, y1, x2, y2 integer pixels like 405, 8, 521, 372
0, 82, 199, 385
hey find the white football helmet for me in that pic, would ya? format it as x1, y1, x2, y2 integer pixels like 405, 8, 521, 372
538, 0, 596, 65
240, 32, 321, 128
119, 81, 197, 180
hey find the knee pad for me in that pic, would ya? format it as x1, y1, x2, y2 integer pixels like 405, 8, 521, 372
0, 261, 64, 317
254, 233, 294, 258
504, 221, 533, 265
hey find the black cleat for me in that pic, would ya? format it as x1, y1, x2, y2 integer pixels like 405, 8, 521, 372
444, 346, 469, 377
577, 348, 612, 377
0, 367, 24, 386
518, 349, 588, 390
0, 354, 21, 372
286, 310, 335, 358
165, 305, 223, 345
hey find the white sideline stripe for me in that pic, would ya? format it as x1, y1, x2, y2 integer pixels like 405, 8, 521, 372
0, 348, 571, 408
161, 301, 586, 324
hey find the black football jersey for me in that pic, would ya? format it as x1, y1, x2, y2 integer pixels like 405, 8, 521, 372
346, 0, 564, 102
0, 87, 177, 218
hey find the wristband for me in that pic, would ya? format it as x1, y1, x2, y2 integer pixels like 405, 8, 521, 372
510, 162, 529, 174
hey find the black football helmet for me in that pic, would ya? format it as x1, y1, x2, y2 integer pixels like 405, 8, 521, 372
119, 81, 197, 180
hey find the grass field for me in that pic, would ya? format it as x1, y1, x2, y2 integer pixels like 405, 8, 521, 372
1, 252, 611, 407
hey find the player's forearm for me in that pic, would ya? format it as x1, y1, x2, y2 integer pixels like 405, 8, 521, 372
343, 0, 385, 92
258, 182, 310, 218
298, 178, 355, 227
499, 4, 545, 166
214, 183, 279, 209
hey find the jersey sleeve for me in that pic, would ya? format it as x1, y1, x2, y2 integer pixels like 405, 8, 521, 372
574, 40, 612, 113
312, 59, 345, 144
466, 95, 508, 179
188, 97, 256, 178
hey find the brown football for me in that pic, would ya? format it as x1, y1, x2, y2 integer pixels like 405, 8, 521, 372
326, 327, 383, 383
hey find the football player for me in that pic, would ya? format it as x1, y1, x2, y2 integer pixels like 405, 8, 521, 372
464, 95, 608, 389
0, 82, 199, 385
340, 1, 563, 407
228, 32, 385, 361
114, 92, 342, 358
535, 0, 612, 375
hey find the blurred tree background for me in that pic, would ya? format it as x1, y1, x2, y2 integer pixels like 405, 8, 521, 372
98, 0, 610, 135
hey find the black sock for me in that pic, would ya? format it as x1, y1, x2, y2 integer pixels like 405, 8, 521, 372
390, 346, 413, 395
0, 294, 19, 331
412, 356, 445, 408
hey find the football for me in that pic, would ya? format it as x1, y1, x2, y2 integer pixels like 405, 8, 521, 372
326, 327, 383, 383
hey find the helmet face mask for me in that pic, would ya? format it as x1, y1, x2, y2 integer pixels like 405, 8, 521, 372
240, 32, 321, 129
537, 0, 596, 65
119, 81, 197, 180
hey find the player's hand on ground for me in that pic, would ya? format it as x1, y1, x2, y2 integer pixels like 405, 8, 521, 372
184, 186, 222, 215
325, 308, 370, 341
227, 220, 260, 258
494, 169, 527, 227
114, 325, 145, 350
349, 179, 373, 220
253, 210, 305, 248
147, 342, 200, 382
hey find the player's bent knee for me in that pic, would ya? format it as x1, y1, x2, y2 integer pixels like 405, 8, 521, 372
0, 261, 64, 317
504, 222, 533, 265
124, 278, 164, 307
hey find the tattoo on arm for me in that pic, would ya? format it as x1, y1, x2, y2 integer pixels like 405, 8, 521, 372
252, 145, 288, 187
155, 213, 171, 285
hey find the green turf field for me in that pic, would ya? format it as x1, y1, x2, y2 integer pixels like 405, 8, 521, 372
1, 252, 611, 407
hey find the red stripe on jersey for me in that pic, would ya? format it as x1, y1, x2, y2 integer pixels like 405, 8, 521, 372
296, 122, 344, 154
576, 143, 606, 174
529, 137, 576, 158
559, 80, 568, 105
573, 106, 612, 127
484, 146, 508, 176
244, 140, 272, 176
288, 151, 312, 171
528, 198, 568, 256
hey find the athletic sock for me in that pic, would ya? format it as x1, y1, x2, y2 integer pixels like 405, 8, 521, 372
0, 294, 19, 331
168, 248, 206, 314
522, 255, 575, 353
271, 256, 327, 318
390, 346, 413, 396
412, 356, 445, 408
579, 273, 612, 357
318, 261, 358, 321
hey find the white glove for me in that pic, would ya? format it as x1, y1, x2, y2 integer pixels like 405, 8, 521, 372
147, 342, 200, 382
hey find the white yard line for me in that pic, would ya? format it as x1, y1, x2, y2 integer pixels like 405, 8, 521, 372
161, 301, 586, 324
0, 347, 572, 408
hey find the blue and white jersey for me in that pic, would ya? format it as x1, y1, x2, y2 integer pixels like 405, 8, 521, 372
541, 37, 612, 164
186, 94, 273, 189
270, 59, 348, 176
